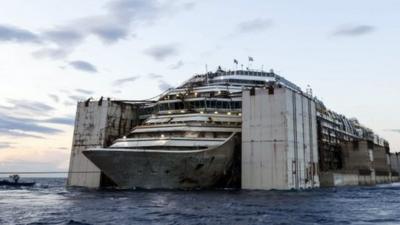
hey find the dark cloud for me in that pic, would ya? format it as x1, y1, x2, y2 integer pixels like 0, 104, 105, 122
113, 76, 140, 86
48, 94, 59, 103
69, 60, 98, 73
0, 112, 74, 139
0, 99, 54, 117
75, 89, 94, 95
148, 73, 163, 79
333, 25, 375, 37
169, 60, 184, 70
236, 18, 273, 33
0, 114, 62, 135
158, 80, 173, 91
144, 44, 179, 61
0, 24, 41, 44
2, 1, 193, 60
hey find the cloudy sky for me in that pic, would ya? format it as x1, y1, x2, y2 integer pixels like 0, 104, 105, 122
0, 0, 399, 175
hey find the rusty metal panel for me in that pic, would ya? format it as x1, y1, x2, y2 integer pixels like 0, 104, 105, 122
67, 100, 141, 188
242, 86, 319, 190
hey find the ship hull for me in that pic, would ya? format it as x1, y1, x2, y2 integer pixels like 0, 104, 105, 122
83, 134, 238, 189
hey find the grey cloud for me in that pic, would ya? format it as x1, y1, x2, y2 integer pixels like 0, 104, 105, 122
158, 80, 173, 91
106, 0, 161, 22
113, 76, 140, 86
43, 28, 84, 45
0, 142, 12, 149
0, 114, 62, 135
183, 2, 196, 10
236, 18, 273, 33
144, 44, 179, 61
63, 101, 76, 106
0, 113, 74, 139
48, 94, 59, 103
68, 95, 85, 102
385, 129, 400, 133
169, 60, 184, 70
0, 129, 44, 139
75, 89, 94, 95
0, 24, 41, 44
148, 73, 163, 79
42, 116, 75, 126
4, 0, 192, 60
333, 25, 375, 37
69, 60, 98, 73
32, 47, 70, 60
0, 99, 54, 117
92, 26, 129, 43
80, 17, 131, 44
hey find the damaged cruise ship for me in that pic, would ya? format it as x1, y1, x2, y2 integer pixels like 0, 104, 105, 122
83, 68, 301, 189
81, 67, 392, 189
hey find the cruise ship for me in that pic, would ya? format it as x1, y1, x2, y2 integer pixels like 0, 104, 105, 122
82, 66, 390, 189
83, 67, 301, 189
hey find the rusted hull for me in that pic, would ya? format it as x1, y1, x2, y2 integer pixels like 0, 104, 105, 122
83, 135, 238, 189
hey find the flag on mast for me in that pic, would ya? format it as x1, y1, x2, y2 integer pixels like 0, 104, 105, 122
234, 59, 238, 64
248, 56, 254, 62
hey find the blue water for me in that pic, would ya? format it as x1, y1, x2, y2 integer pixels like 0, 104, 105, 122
1, 179, 400, 225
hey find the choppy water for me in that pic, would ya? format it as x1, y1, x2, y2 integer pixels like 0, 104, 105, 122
1, 178, 400, 225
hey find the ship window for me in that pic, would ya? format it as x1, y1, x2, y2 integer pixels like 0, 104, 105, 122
211, 100, 216, 108
199, 101, 205, 108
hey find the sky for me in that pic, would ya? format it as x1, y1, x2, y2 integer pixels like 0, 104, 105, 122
0, 0, 399, 175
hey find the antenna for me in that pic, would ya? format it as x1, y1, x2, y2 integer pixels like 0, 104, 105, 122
205, 64, 209, 85
306, 85, 313, 96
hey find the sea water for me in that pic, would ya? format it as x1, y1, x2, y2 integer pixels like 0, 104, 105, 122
0, 178, 400, 225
